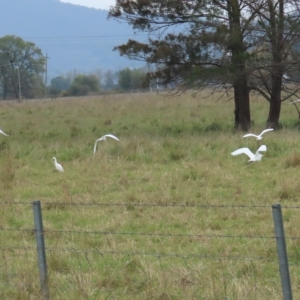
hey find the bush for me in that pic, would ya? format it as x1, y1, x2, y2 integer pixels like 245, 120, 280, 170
68, 74, 100, 96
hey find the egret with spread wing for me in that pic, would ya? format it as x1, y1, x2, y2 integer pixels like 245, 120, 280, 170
243, 129, 273, 141
289, 99, 300, 104
231, 145, 267, 162
0, 129, 9, 136
94, 134, 120, 154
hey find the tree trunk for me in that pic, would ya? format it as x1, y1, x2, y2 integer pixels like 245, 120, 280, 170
228, 0, 251, 131
234, 88, 239, 129
266, 98, 281, 128
266, 77, 282, 128
234, 76, 251, 131
266, 0, 284, 129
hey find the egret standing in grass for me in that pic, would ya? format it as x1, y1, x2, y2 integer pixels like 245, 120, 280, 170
0, 129, 9, 136
243, 129, 274, 141
52, 157, 64, 172
94, 134, 120, 154
231, 145, 267, 163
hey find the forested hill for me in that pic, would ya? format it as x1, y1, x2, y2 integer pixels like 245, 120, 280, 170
0, 0, 143, 79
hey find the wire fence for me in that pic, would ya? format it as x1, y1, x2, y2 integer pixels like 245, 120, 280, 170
0, 200, 298, 299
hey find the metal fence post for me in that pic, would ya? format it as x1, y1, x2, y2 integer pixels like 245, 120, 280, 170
33, 200, 50, 300
272, 203, 293, 300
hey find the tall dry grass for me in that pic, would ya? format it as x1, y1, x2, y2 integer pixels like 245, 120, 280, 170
0, 91, 299, 299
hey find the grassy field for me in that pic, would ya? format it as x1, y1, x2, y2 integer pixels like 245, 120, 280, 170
1, 90, 300, 299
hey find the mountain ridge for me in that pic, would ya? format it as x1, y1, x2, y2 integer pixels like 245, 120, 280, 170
0, 0, 143, 80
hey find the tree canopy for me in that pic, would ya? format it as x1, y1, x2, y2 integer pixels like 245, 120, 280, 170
0, 35, 46, 99
50, 76, 71, 94
118, 67, 148, 91
109, 0, 300, 129
68, 74, 100, 96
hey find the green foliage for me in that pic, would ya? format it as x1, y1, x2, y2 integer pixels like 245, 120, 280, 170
118, 67, 148, 91
50, 76, 71, 95
0, 35, 46, 99
118, 67, 131, 90
68, 74, 100, 96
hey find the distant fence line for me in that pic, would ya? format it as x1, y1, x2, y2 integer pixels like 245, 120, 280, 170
0, 201, 296, 299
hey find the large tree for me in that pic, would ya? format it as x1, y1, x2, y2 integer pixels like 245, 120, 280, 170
103, 70, 116, 90
247, 0, 300, 128
68, 74, 100, 96
109, 0, 300, 129
49, 75, 71, 96
109, 0, 265, 130
118, 67, 148, 91
0, 35, 45, 100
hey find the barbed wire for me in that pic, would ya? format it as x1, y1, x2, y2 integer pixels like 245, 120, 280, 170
0, 247, 35, 252
0, 227, 276, 239
42, 202, 274, 208
0, 201, 273, 208
1, 201, 300, 210
44, 229, 277, 239
0, 245, 274, 260
2, 245, 300, 263
0, 202, 30, 205
36, 203, 300, 210
0, 199, 296, 298
2, 227, 300, 241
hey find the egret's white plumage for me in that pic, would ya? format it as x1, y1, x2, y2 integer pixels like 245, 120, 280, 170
283, 74, 289, 80
243, 129, 274, 140
289, 99, 300, 104
94, 134, 120, 154
231, 145, 267, 162
0, 129, 9, 136
52, 157, 64, 172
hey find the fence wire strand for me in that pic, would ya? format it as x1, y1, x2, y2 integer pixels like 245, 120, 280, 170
1, 200, 300, 209
2, 227, 300, 241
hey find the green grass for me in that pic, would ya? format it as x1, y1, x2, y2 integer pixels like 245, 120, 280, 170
0, 91, 300, 299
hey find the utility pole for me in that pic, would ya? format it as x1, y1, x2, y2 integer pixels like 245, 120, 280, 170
147, 63, 152, 92
17, 67, 21, 102
44, 53, 48, 99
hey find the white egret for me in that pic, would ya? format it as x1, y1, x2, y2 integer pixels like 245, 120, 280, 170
231, 145, 267, 162
243, 129, 274, 140
289, 99, 300, 104
94, 134, 120, 154
283, 73, 289, 80
52, 157, 64, 172
0, 129, 9, 136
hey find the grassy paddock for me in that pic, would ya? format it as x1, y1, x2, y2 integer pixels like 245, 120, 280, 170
0, 91, 300, 299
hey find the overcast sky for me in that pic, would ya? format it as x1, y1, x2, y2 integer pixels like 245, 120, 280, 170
60, 0, 115, 10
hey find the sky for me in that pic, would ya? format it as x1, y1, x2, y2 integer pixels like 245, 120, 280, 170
60, 0, 116, 10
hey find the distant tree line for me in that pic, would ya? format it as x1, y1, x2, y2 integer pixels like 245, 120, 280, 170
49, 67, 149, 97
0, 35, 151, 100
